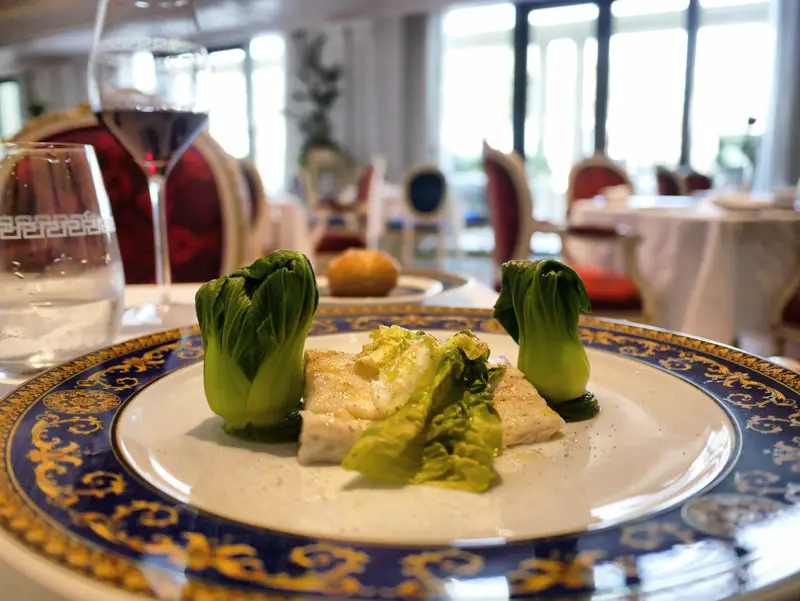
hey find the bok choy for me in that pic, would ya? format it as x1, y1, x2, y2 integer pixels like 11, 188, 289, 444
493, 259, 599, 421
195, 250, 318, 436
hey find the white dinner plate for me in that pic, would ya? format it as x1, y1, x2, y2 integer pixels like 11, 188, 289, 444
0, 307, 797, 601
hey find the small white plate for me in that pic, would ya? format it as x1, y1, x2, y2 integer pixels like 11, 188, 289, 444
317, 274, 444, 306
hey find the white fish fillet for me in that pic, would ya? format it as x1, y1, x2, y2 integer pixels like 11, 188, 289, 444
493, 365, 566, 447
298, 349, 565, 464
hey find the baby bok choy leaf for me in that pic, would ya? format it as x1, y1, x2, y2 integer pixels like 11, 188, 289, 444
493, 259, 598, 421
195, 250, 319, 437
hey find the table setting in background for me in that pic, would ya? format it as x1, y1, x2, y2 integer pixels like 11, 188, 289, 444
568, 193, 800, 349
0, 1, 799, 601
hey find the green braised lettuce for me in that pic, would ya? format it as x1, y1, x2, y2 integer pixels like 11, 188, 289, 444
413, 359, 503, 492
195, 250, 318, 435
493, 258, 598, 421
342, 331, 503, 492
354, 325, 443, 418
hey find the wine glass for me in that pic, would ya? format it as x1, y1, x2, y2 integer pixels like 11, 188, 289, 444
88, 0, 209, 328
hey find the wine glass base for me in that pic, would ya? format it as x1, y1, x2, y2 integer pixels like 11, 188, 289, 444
122, 301, 197, 335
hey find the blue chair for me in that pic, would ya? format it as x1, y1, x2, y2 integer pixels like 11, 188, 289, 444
400, 165, 449, 268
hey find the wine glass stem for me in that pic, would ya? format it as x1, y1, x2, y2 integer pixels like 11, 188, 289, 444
147, 174, 172, 309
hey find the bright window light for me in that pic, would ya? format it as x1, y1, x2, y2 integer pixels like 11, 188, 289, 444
700, 0, 769, 6
443, 3, 515, 37
529, 4, 599, 27
131, 50, 157, 93
612, 0, 689, 18
250, 34, 285, 62
209, 48, 245, 68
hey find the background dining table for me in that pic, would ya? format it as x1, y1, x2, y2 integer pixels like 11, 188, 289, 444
569, 195, 800, 352
0, 278, 499, 601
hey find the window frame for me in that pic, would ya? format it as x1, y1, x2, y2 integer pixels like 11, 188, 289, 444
512, 0, 771, 167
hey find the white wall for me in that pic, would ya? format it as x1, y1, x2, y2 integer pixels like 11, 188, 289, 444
25, 58, 89, 114
285, 13, 438, 182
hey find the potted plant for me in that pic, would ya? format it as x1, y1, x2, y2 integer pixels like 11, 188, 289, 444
288, 30, 346, 163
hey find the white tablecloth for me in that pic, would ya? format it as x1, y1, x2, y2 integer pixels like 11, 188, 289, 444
263, 197, 312, 257
569, 196, 800, 346
0, 280, 498, 601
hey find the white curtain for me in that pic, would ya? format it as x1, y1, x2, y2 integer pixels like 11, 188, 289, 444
285, 14, 440, 183
754, 0, 800, 189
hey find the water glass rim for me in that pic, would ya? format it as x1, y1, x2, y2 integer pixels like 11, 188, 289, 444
0, 141, 89, 150
1, 142, 94, 155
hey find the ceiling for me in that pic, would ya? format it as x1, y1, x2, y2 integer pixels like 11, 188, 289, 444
0, 0, 490, 58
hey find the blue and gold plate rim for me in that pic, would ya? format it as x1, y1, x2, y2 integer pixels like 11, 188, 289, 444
0, 306, 798, 601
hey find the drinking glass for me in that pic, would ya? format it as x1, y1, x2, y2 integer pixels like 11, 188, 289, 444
0, 143, 125, 377
88, 0, 209, 326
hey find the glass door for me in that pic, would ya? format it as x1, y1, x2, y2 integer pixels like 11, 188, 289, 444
606, 0, 689, 192
526, 3, 599, 223
250, 34, 287, 194
691, 0, 772, 185
439, 3, 515, 224
207, 48, 250, 159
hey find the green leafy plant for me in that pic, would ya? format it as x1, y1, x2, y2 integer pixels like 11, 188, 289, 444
493, 259, 598, 421
288, 30, 343, 160
195, 250, 319, 437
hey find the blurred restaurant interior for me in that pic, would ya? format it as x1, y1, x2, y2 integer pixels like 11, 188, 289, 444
1, 0, 799, 357
2, 3, 800, 600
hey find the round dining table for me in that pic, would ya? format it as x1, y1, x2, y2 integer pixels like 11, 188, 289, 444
569, 195, 800, 350
0, 279, 499, 601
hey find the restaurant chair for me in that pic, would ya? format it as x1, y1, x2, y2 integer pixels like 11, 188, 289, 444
12, 104, 251, 284
566, 154, 633, 216
311, 157, 380, 267
482, 142, 560, 288
238, 158, 269, 261
559, 225, 656, 324
399, 165, 449, 269
679, 168, 714, 194
655, 166, 687, 196
299, 145, 357, 212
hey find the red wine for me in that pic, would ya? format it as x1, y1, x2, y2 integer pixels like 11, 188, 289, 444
96, 108, 208, 175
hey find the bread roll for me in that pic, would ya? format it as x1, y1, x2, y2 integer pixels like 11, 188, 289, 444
327, 249, 400, 297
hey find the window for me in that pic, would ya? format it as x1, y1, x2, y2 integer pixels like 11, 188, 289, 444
527, 4, 598, 221
691, 0, 772, 182
0, 80, 23, 139
607, 0, 688, 192
439, 3, 515, 223
208, 48, 250, 159
440, 4, 515, 174
250, 34, 287, 194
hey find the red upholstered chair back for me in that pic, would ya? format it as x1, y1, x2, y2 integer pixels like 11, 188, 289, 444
656, 166, 686, 196
682, 170, 713, 193
482, 143, 533, 266
238, 158, 269, 260
238, 158, 267, 224
355, 164, 375, 207
13, 106, 250, 284
567, 154, 632, 215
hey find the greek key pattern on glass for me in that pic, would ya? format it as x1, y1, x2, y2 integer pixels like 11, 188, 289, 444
0, 212, 116, 240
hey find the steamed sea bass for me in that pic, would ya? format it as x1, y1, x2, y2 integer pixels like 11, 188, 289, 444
195, 250, 318, 436
299, 328, 565, 492
354, 326, 443, 418
299, 326, 444, 464
493, 258, 599, 421
342, 332, 502, 491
